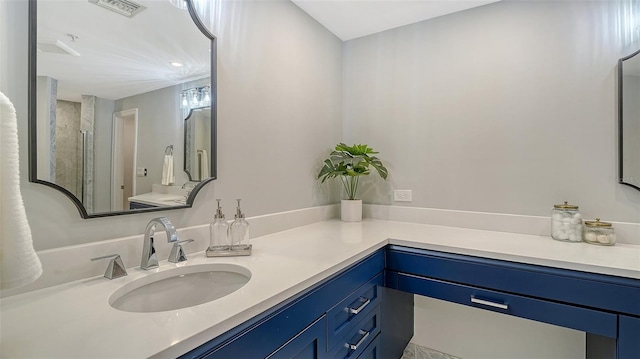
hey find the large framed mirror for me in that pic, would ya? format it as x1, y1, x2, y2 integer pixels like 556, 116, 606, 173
619, 48, 640, 191
28, 0, 217, 218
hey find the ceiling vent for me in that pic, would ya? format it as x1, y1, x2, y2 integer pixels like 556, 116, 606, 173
88, 0, 146, 18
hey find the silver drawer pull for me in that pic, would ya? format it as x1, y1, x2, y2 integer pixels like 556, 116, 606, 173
347, 297, 371, 315
471, 296, 508, 310
347, 329, 370, 351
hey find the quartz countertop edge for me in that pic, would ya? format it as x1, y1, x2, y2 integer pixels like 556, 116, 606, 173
1, 219, 638, 359
128, 191, 187, 207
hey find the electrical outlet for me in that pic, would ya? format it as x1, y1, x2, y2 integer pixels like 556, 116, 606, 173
137, 168, 147, 177
393, 189, 412, 202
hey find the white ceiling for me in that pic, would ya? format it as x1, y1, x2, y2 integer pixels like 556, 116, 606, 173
37, 0, 210, 102
291, 0, 502, 41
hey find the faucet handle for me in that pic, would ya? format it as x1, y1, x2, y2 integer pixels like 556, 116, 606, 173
168, 239, 194, 263
91, 254, 127, 279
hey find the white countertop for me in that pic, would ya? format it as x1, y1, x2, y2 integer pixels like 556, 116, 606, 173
128, 192, 187, 207
1, 219, 639, 358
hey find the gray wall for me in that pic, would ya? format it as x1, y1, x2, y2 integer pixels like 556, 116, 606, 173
115, 82, 186, 194
341, 1, 639, 357
3, 0, 638, 245
1, 0, 343, 250
343, 0, 640, 223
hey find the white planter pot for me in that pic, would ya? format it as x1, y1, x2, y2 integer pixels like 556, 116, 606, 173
341, 199, 362, 222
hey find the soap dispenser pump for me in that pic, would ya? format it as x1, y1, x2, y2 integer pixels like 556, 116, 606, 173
230, 199, 251, 253
207, 199, 230, 254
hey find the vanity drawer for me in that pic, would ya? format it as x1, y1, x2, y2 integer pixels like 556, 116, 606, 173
393, 271, 617, 338
386, 246, 640, 316
327, 273, 383, 350
328, 305, 381, 359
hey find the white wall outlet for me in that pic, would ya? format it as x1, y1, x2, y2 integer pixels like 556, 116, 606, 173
394, 189, 412, 202
137, 168, 147, 177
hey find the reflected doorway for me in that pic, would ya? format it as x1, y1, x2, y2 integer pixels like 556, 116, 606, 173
111, 109, 138, 211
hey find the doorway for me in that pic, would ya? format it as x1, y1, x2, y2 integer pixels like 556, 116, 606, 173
111, 109, 138, 211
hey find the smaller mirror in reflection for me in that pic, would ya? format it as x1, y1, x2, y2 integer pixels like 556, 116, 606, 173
184, 107, 212, 182
619, 48, 640, 191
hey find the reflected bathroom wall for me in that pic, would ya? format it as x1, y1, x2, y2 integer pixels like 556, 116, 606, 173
114, 77, 210, 194
54, 99, 81, 198
37, 77, 116, 213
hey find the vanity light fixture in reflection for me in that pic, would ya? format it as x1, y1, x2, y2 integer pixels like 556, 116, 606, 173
169, 0, 188, 10
181, 86, 211, 110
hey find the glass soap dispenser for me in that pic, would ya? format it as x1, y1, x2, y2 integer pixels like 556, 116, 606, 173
230, 199, 252, 254
207, 199, 230, 255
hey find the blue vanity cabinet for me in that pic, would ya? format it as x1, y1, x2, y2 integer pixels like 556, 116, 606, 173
266, 315, 327, 359
385, 245, 640, 359
180, 249, 403, 359
618, 315, 640, 358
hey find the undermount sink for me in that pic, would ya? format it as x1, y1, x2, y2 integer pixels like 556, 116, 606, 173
109, 263, 251, 313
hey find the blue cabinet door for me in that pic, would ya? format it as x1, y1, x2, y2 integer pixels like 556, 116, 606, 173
619, 315, 640, 359
267, 316, 327, 359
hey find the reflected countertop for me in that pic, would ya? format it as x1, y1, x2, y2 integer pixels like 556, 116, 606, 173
128, 191, 187, 207
1, 219, 638, 358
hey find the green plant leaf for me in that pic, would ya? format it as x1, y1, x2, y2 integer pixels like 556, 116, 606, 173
318, 143, 388, 198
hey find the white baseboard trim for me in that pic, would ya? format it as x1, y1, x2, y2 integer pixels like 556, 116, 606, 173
364, 204, 640, 246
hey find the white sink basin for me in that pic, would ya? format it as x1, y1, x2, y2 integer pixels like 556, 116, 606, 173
109, 264, 251, 313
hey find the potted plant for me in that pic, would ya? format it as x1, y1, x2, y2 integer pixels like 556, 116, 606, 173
317, 143, 388, 221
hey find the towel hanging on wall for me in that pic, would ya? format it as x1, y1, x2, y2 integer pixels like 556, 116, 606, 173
198, 149, 209, 180
161, 145, 174, 185
0, 91, 43, 290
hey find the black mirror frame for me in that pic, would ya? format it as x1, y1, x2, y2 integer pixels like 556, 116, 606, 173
27, 0, 217, 218
618, 48, 640, 192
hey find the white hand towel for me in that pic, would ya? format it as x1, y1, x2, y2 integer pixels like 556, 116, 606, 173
199, 149, 209, 179
161, 154, 174, 185
0, 91, 43, 290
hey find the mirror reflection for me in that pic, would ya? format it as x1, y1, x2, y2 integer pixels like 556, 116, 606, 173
29, 0, 216, 217
619, 49, 640, 191
184, 107, 212, 182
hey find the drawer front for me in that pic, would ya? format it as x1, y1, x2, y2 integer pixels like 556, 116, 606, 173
267, 315, 327, 359
357, 333, 381, 359
387, 246, 640, 316
327, 273, 383, 350
329, 305, 381, 359
394, 272, 618, 338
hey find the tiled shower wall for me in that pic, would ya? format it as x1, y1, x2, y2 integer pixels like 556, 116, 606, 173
55, 100, 81, 198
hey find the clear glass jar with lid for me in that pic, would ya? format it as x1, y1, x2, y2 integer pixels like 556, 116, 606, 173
551, 201, 582, 242
583, 218, 616, 246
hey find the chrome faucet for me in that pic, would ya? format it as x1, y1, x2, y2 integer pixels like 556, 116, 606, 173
140, 217, 179, 270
